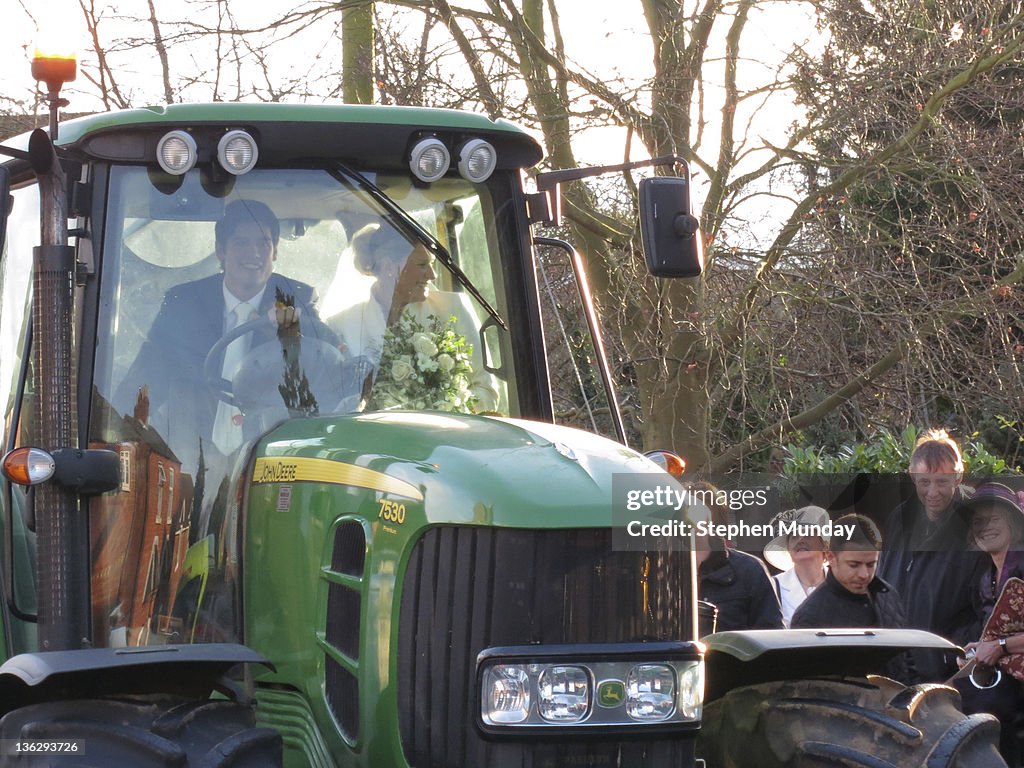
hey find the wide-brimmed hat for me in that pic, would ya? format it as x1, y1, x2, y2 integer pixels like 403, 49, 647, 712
763, 505, 831, 571
959, 482, 1024, 524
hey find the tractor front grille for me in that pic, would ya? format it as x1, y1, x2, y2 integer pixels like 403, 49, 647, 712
396, 526, 696, 768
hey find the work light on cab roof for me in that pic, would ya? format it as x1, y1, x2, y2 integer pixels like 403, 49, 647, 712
156, 130, 198, 175
409, 136, 451, 182
218, 129, 259, 175
458, 138, 497, 183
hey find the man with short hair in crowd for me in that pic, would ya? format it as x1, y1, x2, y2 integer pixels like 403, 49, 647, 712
791, 514, 916, 682
877, 429, 987, 680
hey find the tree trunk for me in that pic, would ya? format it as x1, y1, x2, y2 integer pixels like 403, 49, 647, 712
342, 2, 375, 104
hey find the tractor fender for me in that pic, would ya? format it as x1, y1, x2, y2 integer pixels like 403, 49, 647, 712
698, 629, 1006, 767
0, 644, 280, 767
702, 628, 957, 703
0, 643, 273, 715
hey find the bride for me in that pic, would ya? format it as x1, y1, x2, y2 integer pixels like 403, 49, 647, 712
329, 222, 498, 412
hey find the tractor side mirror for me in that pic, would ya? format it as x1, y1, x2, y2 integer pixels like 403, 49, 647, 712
639, 176, 704, 278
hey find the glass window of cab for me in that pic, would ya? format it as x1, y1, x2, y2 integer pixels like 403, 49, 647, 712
87, 165, 517, 648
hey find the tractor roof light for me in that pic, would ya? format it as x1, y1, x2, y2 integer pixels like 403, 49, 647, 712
217, 130, 259, 175
2, 447, 56, 486
457, 138, 497, 183
409, 137, 450, 183
157, 130, 199, 175
32, 49, 77, 138
31, 51, 77, 94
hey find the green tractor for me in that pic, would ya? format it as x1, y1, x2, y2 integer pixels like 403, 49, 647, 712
0, 54, 1006, 767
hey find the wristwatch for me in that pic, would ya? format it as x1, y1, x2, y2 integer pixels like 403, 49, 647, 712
999, 637, 1008, 654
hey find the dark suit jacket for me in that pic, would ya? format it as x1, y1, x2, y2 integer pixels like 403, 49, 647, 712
699, 548, 785, 632
877, 492, 987, 680
118, 272, 336, 454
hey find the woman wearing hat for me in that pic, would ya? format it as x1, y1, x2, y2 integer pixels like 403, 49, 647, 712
958, 482, 1024, 767
764, 506, 829, 627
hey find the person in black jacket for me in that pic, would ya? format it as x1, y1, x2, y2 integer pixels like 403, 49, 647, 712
699, 546, 786, 632
876, 430, 987, 681
792, 514, 916, 682
692, 481, 784, 632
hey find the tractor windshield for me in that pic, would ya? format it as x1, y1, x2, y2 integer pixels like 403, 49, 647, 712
87, 165, 521, 647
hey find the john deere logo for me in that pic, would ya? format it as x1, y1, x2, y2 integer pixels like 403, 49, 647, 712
597, 680, 626, 708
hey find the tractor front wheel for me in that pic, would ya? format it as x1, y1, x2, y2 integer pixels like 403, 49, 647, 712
697, 676, 1006, 768
0, 697, 281, 767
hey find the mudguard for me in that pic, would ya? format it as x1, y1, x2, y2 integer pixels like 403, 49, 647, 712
0, 643, 274, 715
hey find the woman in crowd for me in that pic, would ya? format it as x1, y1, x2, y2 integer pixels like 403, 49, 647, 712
763, 505, 829, 627
958, 482, 1024, 768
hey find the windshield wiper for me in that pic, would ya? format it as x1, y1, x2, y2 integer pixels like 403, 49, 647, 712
333, 164, 507, 330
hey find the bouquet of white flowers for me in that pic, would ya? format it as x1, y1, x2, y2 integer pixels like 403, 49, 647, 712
366, 312, 479, 413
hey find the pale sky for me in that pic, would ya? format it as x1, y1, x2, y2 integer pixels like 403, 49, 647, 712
1, 0, 818, 246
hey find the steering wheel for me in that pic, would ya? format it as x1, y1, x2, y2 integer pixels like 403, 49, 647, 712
202, 317, 353, 414
202, 317, 272, 407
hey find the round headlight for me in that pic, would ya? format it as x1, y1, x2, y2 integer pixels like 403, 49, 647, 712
217, 130, 259, 175
156, 130, 198, 175
457, 138, 497, 183
409, 137, 450, 183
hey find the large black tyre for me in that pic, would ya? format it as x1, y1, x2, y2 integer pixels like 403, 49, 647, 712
0, 698, 281, 767
697, 676, 1006, 768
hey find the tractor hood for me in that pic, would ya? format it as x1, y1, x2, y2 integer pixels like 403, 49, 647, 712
254, 412, 659, 528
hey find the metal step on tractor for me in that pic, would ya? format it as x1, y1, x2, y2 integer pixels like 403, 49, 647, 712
0, 51, 1006, 767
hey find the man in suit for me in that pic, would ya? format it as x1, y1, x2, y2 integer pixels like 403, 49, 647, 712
876, 430, 987, 681
120, 199, 336, 460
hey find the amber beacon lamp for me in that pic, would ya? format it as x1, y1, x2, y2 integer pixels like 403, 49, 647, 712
31, 49, 77, 139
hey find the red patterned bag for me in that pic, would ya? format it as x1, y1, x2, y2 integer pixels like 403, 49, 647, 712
980, 576, 1024, 682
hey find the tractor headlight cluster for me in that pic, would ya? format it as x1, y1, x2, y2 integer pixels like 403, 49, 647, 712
408, 135, 498, 184
478, 642, 703, 733
156, 128, 259, 176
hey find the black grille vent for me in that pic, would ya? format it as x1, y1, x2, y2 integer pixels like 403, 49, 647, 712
332, 520, 366, 576
397, 526, 695, 768
325, 655, 359, 741
324, 519, 365, 743
326, 582, 360, 660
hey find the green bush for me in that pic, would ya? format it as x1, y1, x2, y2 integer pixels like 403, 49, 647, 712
783, 426, 1021, 476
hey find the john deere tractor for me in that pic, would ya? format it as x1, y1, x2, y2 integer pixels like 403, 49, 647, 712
0, 52, 1006, 767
